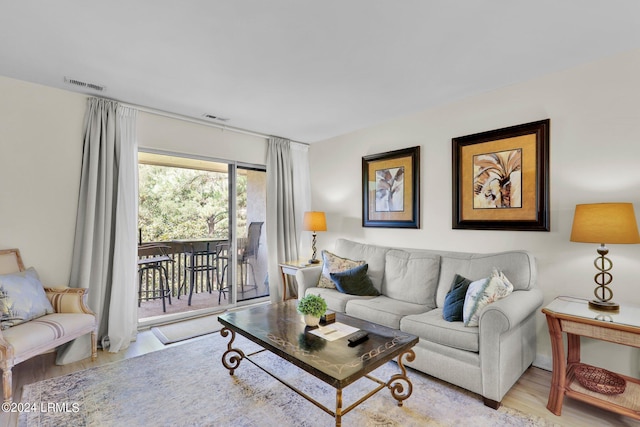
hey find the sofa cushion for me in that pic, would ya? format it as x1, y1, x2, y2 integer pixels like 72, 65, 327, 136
463, 269, 514, 327
317, 250, 365, 289
345, 296, 429, 329
304, 287, 372, 313
334, 239, 390, 289
401, 308, 479, 353
383, 250, 440, 306
0, 267, 54, 329
442, 274, 472, 322
330, 264, 380, 296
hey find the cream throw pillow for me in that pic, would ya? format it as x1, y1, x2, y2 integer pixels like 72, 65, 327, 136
317, 250, 365, 289
462, 268, 514, 327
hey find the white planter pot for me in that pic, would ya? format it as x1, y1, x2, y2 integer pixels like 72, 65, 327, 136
304, 314, 321, 327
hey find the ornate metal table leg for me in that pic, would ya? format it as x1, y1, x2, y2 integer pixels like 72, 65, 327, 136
387, 349, 415, 406
221, 327, 245, 375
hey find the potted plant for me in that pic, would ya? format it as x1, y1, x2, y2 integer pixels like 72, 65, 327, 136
297, 294, 327, 327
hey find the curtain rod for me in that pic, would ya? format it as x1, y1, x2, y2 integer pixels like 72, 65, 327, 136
117, 100, 308, 145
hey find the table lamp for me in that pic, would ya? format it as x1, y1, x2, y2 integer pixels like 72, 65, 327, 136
303, 211, 327, 264
570, 202, 640, 311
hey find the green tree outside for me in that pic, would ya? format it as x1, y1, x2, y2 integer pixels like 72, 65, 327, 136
138, 164, 247, 243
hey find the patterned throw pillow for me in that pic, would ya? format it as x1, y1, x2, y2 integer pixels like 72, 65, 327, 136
0, 267, 54, 329
317, 250, 366, 289
462, 268, 514, 327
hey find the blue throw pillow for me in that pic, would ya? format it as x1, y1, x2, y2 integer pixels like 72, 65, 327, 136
442, 274, 472, 322
0, 267, 54, 329
329, 264, 380, 296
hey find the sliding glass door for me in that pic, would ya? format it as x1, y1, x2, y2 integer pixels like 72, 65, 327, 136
235, 166, 268, 302
137, 151, 268, 322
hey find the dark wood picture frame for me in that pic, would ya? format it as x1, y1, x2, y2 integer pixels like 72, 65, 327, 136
452, 119, 550, 231
362, 146, 420, 228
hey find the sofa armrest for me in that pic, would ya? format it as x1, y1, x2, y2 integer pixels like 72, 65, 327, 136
45, 287, 95, 315
295, 266, 322, 298
479, 288, 544, 334
478, 287, 543, 402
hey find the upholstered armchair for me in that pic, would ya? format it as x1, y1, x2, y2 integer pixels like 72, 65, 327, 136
0, 249, 97, 402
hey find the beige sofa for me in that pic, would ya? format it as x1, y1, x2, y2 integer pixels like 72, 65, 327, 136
296, 238, 543, 408
0, 249, 96, 402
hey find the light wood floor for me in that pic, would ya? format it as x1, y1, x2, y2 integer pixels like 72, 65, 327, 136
3, 330, 637, 427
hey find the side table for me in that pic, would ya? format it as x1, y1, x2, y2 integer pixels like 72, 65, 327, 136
279, 259, 317, 300
542, 296, 640, 420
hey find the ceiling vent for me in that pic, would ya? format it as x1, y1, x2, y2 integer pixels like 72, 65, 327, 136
64, 76, 106, 92
202, 114, 229, 122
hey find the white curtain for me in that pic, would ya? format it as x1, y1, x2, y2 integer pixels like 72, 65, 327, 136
108, 106, 139, 351
57, 98, 138, 364
266, 137, 311, 301
290, 142, 311, 257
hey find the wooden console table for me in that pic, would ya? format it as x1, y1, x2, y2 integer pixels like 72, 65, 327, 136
542, 296, 640, 420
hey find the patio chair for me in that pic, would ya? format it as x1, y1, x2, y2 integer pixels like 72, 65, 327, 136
137, 243, 173, 312
217, 221, 264, 299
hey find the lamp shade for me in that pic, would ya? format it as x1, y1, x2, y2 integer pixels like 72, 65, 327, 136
303, 211, 327, 232
570, 203, 640, 244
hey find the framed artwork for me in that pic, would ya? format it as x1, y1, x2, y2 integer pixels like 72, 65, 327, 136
362, 146, 420, 228
452, 119, 550, 231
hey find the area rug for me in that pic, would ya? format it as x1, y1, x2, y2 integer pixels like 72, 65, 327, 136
150, 315, 223, 344
20, 332, 556, 427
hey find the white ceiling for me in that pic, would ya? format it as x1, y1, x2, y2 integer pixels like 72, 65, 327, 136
1, 1, 640, 143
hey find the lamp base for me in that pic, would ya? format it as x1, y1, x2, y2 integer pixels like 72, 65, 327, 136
589, 300, 620, 311
308, 258, 320, 264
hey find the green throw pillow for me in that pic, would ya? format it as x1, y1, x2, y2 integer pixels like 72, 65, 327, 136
329, 264, 380, 296
442, 274, 472, 322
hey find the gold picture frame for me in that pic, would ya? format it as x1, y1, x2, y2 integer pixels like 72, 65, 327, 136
362, 146, 420, 228
452, 119, 550, 231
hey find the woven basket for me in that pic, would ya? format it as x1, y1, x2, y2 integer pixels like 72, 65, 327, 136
574, 364, 626, 395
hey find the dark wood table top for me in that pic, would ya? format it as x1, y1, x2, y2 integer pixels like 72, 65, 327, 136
218, 300, 418, 388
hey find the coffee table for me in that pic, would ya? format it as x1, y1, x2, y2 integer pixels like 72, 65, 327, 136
218, 300, 418, 426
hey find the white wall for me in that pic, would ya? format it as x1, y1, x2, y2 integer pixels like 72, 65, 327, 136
0, 76, 86, 284
308, 49, 640, 376
0, 75, 267, 287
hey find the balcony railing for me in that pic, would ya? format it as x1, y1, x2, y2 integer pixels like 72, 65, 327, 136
137, 239, 228, 304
